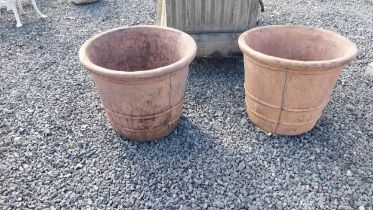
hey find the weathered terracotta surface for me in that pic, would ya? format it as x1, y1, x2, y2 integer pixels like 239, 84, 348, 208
238, 25, 358, 135
79, 26, 197, 141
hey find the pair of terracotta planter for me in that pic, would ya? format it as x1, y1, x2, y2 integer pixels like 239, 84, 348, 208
79, 25, 357, 142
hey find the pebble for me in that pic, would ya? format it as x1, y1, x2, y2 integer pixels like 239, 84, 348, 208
72, 0, 98, 4
214, 201, 225, 208
237, 161, 246, 171
74, 163, 84, 170
366, 63, 373, 76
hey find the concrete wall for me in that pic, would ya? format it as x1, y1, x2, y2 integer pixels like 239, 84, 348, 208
156, 0, 260, 57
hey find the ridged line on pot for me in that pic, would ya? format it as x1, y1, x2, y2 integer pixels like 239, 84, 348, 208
238, 25, 358, 136
79, 25, 197, 142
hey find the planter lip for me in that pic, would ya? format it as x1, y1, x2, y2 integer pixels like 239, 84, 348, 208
79, 25, 197, 79
238, 25, 358, 70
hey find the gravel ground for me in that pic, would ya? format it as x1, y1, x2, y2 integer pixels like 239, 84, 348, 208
1, 0, 373, 209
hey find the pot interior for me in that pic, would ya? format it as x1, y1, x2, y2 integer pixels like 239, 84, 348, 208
243, 26, 355, 62
85, 27, 192, 72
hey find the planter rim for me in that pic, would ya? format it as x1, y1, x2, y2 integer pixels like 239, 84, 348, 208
79, 25, 197, 79
238, 25, 358, 70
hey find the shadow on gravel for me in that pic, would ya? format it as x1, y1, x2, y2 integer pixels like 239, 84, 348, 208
117, 116, 224, 163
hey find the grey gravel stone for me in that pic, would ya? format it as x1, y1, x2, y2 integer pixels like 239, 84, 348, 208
1, 0, 373, 209
237, 161, 246, 171
72, 0, 98, 4
74, 163, 84, 170
249, 205, 259, 210
214, 201, 225, 208
366, 63, 373, 76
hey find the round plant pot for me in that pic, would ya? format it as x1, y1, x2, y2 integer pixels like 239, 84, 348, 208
238, 25, 358, 136
79, 25, 197, 142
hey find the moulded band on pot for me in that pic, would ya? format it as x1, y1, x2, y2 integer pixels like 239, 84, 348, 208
238, 25, 358, 136
79, 25, 197, 142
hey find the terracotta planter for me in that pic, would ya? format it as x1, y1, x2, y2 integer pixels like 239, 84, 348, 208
238, 25, 358, 135
79, 26, 197, 142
